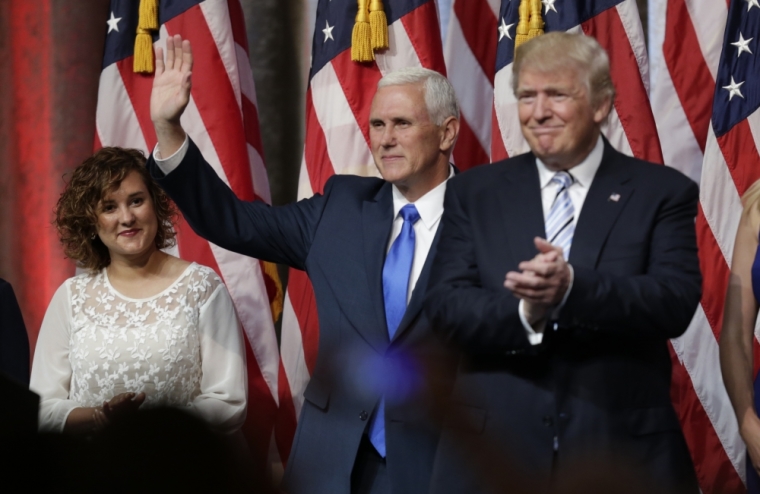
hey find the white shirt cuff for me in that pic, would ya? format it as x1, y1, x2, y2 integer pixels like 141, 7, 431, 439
153, 134, 189, 175
517, 264, 575, 346
519, 299, 544, 345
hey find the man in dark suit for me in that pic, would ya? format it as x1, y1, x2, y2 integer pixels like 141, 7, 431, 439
146, 36, 459, 494
424, 32, 701, 493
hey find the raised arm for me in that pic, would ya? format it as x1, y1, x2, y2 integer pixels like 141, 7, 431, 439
721, 189, 760, 475
151, 34, 193, 157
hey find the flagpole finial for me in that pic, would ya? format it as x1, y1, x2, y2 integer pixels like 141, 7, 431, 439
134, 0, 160, 73
352, 0, 374, 62
369, 0, 389, 51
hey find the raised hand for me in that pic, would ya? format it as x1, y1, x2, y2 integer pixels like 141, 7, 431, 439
151, 35, 192, 156
151, 34, 193, 125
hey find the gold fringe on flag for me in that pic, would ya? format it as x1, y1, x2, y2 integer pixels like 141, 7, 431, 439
262, 261, 284, 322
515, 0, 531, 51
139, 0, 159, 30
369, 0, 389, 51
352, 0, 374, 62
528, 0, 545, 39
134, 0, 160, 73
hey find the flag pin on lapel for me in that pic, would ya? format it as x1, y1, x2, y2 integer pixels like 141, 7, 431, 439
609, 193, 621, 202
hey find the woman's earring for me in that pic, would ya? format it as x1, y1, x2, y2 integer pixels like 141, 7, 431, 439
91, 232, 97, 240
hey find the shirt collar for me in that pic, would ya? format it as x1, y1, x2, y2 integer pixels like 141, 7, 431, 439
536, 135, 604, 190
391, 165, 454, 230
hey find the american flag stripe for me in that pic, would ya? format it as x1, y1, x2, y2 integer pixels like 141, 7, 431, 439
651, 0, 760, 488
96, 0, 280, 471
445, 0, 496, 168
582, 3, 662, 163
277, 0, 446, 465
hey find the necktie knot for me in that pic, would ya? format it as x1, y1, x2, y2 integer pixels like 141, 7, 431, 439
399, 204, 420, 224
551, 171, 573, 190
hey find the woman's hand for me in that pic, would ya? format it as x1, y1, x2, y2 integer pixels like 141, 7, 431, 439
102, 392, 146, 421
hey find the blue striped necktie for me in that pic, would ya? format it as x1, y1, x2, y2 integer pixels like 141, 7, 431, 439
545, 171, 575, 259
368, 204, 420, 457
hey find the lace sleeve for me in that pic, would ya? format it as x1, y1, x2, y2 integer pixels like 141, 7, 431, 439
187, 279, 247, 433
30, 281, 79, 432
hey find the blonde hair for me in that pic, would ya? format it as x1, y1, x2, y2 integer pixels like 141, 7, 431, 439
512, 31, 616, 109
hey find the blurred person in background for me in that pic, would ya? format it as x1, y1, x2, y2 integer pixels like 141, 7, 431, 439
721, 179, 760, 493
0, 278, 30, 385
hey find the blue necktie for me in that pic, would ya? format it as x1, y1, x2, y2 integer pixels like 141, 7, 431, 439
368, 204, 420, 457
545, 172, 575, 259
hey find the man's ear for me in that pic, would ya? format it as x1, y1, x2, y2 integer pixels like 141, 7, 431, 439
439, 116, 460, 152
593, 96, 613, 124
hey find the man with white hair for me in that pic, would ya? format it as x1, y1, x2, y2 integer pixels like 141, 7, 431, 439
146, 35, 460, 494
425, 32, 700, 492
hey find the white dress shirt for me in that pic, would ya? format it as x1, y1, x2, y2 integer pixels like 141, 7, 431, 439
387, 167, 454, 303
519, 135, 604, 344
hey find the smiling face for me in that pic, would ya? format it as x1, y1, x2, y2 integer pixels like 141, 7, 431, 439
369, 83, 454, 202
516, 66, 611, 171
96, 170, 159, 263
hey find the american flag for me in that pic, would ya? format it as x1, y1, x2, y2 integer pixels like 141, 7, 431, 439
650, 0, 760, 489
491, 0, 661, 162
442, 0, 498, 168
276, 0, 446, 463
95, 0, 282, 471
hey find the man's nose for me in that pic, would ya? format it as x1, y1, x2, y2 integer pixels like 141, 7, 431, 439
532, 94, 552, 121
380, 126, 396, 147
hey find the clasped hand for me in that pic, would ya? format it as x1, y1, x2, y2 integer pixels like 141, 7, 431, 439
91, 392, 146, 431
504, 237, 572, 324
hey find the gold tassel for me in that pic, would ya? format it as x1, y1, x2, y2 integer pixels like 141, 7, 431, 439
515, 0, 531, 52
369, 0, 389, 51
134, 0, 160, 73
134, 28, 155, 73
352, 0, 374, 62
261, 261, 284, 322
139, 0, 159, 30
528, 0, 544, 39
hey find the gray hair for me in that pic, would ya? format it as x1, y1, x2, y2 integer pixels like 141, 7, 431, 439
512, 32, 616, 108
377, 67, 460, 125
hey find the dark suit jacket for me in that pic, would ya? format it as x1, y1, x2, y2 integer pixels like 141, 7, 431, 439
0, 279, 30, 386
424, 141, 701, 493
147, 139, 455, 494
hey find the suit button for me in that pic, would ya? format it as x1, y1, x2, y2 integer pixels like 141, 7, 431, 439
542, 416, 554, 427
359, 410, 368, 421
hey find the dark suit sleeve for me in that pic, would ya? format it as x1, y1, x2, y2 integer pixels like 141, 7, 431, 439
425, 182, 534, 354
0, 279, 30, 386
146, 138, 327, 270
558, 176, 702, 339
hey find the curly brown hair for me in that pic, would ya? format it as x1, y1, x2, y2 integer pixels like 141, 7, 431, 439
55, 147, 178, 271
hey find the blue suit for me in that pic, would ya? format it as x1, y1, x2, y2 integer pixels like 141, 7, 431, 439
147, 139, 455, 494
424, 141, 701, 493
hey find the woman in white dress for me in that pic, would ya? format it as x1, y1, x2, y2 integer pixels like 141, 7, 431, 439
30, 147, 247, 434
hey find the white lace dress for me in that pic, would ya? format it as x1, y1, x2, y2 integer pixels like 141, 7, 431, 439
30, 263, 247, 433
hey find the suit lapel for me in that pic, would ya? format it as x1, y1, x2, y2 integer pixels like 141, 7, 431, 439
362, 183, 394, 352
570, 144, 634, 269
498, 155, 546, 264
